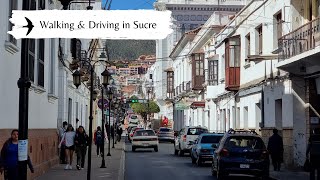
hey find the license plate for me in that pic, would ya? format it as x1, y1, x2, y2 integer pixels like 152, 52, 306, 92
240, 164, 250, 169
142, 143, 149, 146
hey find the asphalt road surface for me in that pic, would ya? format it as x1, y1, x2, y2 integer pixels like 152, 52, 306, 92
124, 141, 261, 180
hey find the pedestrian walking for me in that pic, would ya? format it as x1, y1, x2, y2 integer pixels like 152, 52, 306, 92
306, 128, 320, 180
94, 126, 103, 157
59, 124, 76, 170
267, 128, 284, 171
0, 129, 34, 180
58, 121, 68, 164
75, 126, 89, 170
117, 125, 123, 142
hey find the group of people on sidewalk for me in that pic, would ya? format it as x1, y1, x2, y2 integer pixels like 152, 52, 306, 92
58, 122, 89, 170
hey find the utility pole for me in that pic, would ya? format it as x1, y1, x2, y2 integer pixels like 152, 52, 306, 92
18, 0, 31, 179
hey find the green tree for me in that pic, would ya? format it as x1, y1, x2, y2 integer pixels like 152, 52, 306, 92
130, 101, 160, 120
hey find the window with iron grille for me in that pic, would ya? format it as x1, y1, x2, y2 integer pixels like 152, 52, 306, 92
208, 60, 218, 85
8, 0, 18, 45
167, 71, 174, 93
37, 39, 45, 87
256, 25, 263, 55
71, 38, 82, 61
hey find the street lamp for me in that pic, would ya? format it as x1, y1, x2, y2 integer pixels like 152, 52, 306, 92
72, 54, 110, 180
107, 88, 113, 156
99, 69, 110, 168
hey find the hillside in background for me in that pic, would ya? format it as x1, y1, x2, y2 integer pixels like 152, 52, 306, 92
106, 40, 156, 61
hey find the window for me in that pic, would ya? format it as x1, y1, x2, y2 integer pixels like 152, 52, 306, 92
167, 71, 174, 95
68, 98, 73, 124
276, 12, 282, 40
8, 0, 18, 44
71, 38, 82, 61
28, 39, 36, 82
245, 33, 250, 57
187, 128, 208, 135
194, 53, 204, 76
201, 135, 223, 143
49, 39, 55, 94
224, 136, 265, 149
256, 25, 263, 55
208, 60, 218, 85
226, 36, 241, 67
37, 39, 45, 87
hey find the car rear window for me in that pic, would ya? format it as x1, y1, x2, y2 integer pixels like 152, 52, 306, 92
187, 128, 208, 135
224, 136, 265, 149
131, 115, 137, 119
134, 130, 155, 136
159, 128, 173, 132
201, 135, 223, 143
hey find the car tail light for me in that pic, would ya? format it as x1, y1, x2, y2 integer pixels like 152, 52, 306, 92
261, 150, 269, 160
130, 134, 133, 137
183, 135, 187, 142
220, 148, 229, 157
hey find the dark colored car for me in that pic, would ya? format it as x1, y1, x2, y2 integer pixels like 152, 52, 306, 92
190, 133, 224, 166
157, 127, 174, 143
211, 129, 269, 180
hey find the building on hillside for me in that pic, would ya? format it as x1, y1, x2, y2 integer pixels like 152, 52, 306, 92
0, 0, 102, 179
153, 0, 246, 127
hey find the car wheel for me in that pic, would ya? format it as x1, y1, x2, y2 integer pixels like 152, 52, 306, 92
191, 155, 196, 164
260, 171, 269, 180
196, 157, 202, 166
211, 163, 217, 176
154, 146, 159, 152
174, 149, 178, 155
132, 146, 136, 152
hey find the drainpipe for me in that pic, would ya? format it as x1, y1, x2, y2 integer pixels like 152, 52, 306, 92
261, 86, 265, 128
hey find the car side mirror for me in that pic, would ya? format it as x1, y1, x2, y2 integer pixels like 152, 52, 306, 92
212, 144, 218, 148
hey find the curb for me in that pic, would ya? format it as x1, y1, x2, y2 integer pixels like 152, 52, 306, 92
118, 138, 126, 180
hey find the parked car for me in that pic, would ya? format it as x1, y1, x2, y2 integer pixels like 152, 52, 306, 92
128, 127, 144, 142
132, 129, 159, 152
157, 127, 174, 143
211, 129, 269, 180
174, 126, 208, 156
190, 133, 224, 166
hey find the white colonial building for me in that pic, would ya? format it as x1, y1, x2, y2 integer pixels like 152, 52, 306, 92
162, 0, 320, 168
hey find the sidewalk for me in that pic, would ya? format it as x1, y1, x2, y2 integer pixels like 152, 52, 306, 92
270, 168, 309, 180
35, 139, 125, 180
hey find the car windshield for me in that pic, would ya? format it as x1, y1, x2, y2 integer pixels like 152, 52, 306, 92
224, 136, 265, 150
134, 130, 155, 136
159, 128, 173, 132
187, 128, 208, 135
130, 115, 137, 119
201, 135, 223, 144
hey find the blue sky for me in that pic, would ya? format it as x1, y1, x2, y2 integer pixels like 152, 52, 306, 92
102, 0, 156, 10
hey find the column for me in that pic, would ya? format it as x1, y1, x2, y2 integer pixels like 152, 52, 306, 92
304, 0, 311, 22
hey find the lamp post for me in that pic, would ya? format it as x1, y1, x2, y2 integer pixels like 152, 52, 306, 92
100, 69, 110, 168
72, 57, 110, 180
107, 88, 113, 156
113, 100, 119, 148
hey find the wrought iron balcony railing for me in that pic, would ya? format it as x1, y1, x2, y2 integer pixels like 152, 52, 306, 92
278, 17, 320, 61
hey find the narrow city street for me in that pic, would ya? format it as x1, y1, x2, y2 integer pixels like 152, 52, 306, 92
124, 141, 258, 180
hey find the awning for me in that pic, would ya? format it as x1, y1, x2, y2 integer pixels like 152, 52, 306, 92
190, 101, 205, 108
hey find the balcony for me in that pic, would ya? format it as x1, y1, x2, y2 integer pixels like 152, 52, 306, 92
277, 17, 320, 74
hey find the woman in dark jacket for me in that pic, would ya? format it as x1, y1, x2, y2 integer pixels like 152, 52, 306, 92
75, 126, 89, 170
0, 129, 34, 179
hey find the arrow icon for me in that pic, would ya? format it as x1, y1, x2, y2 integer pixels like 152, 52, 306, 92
22, 17, 34, 36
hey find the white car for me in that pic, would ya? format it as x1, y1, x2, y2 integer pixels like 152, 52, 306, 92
132, 129, 159, 152
174, 126, 209, 156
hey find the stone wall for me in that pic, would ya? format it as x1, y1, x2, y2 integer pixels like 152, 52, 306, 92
0, 129, 59, 180
261, 128, 294, 169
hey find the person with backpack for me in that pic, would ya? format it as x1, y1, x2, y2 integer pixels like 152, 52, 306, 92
94, 126, 103, 157
0, 129, 34, 179
75, 126, 89, 170
307, 128, 320, 180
